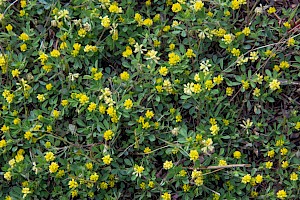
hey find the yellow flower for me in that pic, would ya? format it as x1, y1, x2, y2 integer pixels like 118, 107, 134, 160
267, 150, 275, 158
265, 161, 273, 169
223, 34, 233, 44
269, 79, 280, 91
109, 4, 122, 13
153, 14, 160, 22
241, 174, 251, 184
37, 94, 45, 102
71, 190, 78, 198
61, 100, 68, 106
73, 43, 81, 51
287, 38, 295, 47
20, 10, 26, 16
163, 160, 173, 170
6, 24, 13, 31
189, 150, 199, 162
205, 80, 214, 90
12, 69, 20, 77
276, 139, 285, 147
233, 151, 241, 159
19, 32, 29, 41
241, 80, 249, 90
231, 0, 240, 10
218, 159, 227, 166
20, 43, 27, 51
242, 27, 251, 36
85, 162, 93, 170
4, 171, 11, 181
144, 147, 151, 154
281, 161, 289, 169
169, 43, 175, 50
45, 152, 55, 162
124, 99, 133, 109
68, 179, 78, 189
207, 11, 213, 17
45, 141, 51, 148
100, 182, 108, 189
186, 49, 196, 58
5, 196, 12, 200
168, 52, 181, 65
290, 172, 298, 181
50, 49, 60, 57
79, 94, 89, 104
143, 18, 153, 27
210, 124, 219, 135
102, 155, 113, 165
49, 162, 59, 173
90, 172, 99, 182
194, 1, 204, 11
255, 174, 263, 183
276, 190, 287, 199
148, 181, 155, 188
101, 16, 110, 28
213, 75, 223, 85
163, 25, 170, 32
46, 83, 53, 90
279, 61, 290, 69
15, 154, 24, 162
88, 102, 97, 112
264, 49, 276, 58
159, 66, 168, 76
145, 110, 154, 119
250, 51, 259, 62
267, 7, 276, 14
120, 71, 130, 81
133, 165, 144, 177
122, 46, 133, 57
78, 28, 87, 37
0, 139, 7, 148
231, 48, 240, 57
140, 182, 146, 190
172, 3, 182, 13
226, 87, 234, 96
253, 88, 260, 97
161, 192, 171, 200
175, 114, 182, 122
22, 187, 31, 197
59, 42, 67, 49
134, 13, 143, 24
103, 130, 114, 141
280, 148, 288, 156
52, 110, 60, 118
295, 122, 300, 130
283, 22, 291, 29
24, 131, 33, 140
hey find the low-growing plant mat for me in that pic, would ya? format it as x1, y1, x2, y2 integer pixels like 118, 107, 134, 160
0, 0, 300, 199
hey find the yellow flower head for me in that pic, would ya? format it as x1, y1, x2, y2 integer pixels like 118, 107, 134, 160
68, 179, 78, 189
276, 190, 287, 199
189, 150, 199, 162
103, 129, 114, 140
102, 155, 113, 165
241, 174, 251, 184
269, 79, 280, 91
49, 162, 59, 173
172, 3, 182, 13
233, 151, 241, 159
163, 160, 173, 170
45, 152, 55, 162
19, 33, 29, 41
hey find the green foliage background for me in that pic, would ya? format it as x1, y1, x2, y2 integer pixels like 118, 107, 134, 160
0, 0, 300, 199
